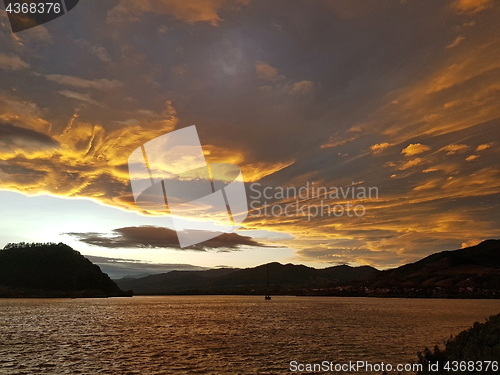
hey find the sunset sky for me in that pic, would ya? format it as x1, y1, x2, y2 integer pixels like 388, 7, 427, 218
0, 0, 499, 276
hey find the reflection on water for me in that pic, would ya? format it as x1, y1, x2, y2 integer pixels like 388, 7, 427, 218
0, 296, 499, 374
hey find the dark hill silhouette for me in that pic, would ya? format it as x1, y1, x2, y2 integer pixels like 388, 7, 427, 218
115, 262, 377, 295
0, 242, 131, 298
211, 262, 376, 290
116, 268, 238, 295
364, 239, 500, 297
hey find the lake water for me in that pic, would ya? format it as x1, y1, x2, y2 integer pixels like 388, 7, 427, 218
0, 296, 499, 374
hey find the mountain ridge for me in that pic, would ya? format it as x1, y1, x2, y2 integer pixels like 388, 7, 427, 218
115, 262, 378, 295
115, 240, 500, 298
362, 239, 500, 297
2, 240, 499, 298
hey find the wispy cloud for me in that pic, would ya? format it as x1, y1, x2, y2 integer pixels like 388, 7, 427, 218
446, 35, 465, 49
58, 90, 104, 107
0, 53, 29, 70
440, 144, 469, 155
370, 143, 391, 154
74, 39, 113, 64
47, 75, 122, 90
399, 158, 424, 170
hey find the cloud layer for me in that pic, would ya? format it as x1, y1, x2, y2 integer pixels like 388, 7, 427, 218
0, 0, 499, 268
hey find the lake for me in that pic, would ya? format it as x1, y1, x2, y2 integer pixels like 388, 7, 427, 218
1, 296, 499, 374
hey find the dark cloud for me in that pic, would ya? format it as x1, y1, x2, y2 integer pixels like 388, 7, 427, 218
0, 121, 59, 150
66, 226, 268, 251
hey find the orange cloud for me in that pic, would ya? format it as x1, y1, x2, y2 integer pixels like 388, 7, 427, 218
202, 144, 295, 182
288, 80, 314, 96
413, 180, 437, 191
401, 143, 430, 156
0, 101, 178, 208
360, 35, 500, 143
476, 143, 493, 151
370, 143, 391, 154
255, 62, 279, 81
451, 0, 493, 14
422, 168, 438, 173
399, 158, 423, 170
440, 144, 469, 155
0, 95, 294, 217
